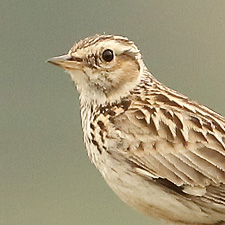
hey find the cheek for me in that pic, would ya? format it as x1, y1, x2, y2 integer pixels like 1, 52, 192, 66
113, 59, 140, 86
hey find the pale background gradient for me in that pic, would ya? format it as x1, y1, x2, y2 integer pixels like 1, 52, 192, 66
1, 1, 225, 225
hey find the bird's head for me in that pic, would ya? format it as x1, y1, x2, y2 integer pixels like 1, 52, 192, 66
48, 34, 145, 104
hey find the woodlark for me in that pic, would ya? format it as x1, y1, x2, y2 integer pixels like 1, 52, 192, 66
48, 34, 225, 225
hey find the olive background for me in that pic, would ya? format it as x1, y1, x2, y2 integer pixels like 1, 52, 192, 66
1, 1, 225, 225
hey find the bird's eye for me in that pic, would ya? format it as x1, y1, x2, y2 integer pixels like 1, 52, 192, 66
102, 49, 114, 62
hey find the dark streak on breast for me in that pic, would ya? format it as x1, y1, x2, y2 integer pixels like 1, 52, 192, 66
91, 132, 102, 154
99, 130, 105, 143
90, 123, 95, 130
97, 120, 105, 130
121, 99, 131, 111
91, 139, 102, 154
98, 99, 131, 117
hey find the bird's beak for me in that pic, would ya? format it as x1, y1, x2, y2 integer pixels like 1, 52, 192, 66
47, 54, 82, 70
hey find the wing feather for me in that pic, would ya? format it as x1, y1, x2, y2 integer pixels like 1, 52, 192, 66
115, 96, 225, 203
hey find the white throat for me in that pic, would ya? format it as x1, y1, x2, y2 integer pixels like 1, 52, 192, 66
67, 60, 145, 107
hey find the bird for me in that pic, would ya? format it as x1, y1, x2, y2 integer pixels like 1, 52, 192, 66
48, 34, 225, 225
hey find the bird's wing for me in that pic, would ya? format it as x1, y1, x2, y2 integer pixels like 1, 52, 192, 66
114, 93, 225, 201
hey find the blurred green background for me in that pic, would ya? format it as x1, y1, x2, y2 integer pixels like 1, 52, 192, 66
1, 1, 225, 225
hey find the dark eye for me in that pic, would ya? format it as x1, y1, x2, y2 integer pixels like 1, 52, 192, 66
102, 49, 114, 62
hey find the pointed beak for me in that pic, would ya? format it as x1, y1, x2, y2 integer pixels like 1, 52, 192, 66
47, 54, 83, 70
47, 54, 71, 66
